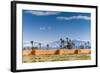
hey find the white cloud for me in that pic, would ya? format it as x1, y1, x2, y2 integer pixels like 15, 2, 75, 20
25, 10, 60, 16
47, 27, 51, 30
39, 26, 52, 30
57, 15, 90, 20
40, 27, 45, 30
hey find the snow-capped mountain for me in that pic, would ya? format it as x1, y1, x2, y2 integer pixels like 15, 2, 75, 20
23, 40, 91, 50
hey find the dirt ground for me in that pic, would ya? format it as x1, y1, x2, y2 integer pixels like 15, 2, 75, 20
22, 54, 91, 63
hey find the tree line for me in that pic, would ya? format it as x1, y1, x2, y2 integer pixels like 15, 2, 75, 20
24, 37, 90, 50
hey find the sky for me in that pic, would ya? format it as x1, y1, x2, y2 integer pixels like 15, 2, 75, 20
22, 10, 91, 44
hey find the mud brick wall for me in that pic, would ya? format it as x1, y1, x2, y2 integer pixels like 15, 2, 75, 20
58, 49, 77, 55
22, 50, 32, 56
22, 49, 91, 56
31, 50, 58, 55
77, 49, 91, 54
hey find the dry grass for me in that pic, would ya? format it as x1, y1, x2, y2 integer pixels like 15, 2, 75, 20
22, 54, 91, 63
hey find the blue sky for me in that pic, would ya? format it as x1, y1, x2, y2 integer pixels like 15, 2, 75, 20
22, 10, 91, 44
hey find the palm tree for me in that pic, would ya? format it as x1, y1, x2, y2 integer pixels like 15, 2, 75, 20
23, 47, 26, 50
66, 37, 69, 42
60, 38, 63, 41
80, 42, 84, 49
87, 41, 90, 44
80, 45, 84, 49
87, 41, 90, 49
84, 42, 87, 48
72, 42, 75, 49
60, 38, 63, 49
62, 40, 65, 49
66, 39, 73, 49
46, 44, 49, 50
30, 41, 34, 50
38, 43, 41, 49
66, 37, 69, 49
